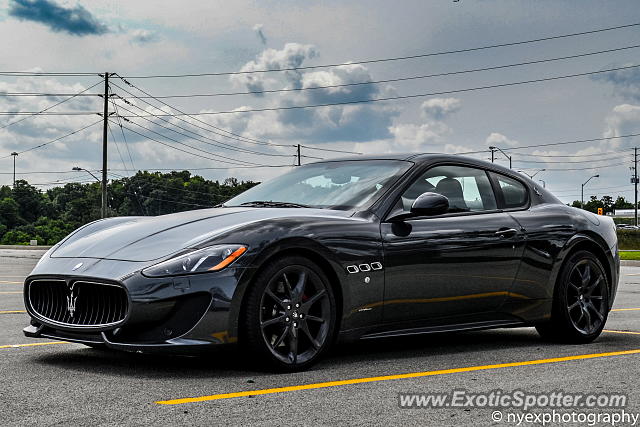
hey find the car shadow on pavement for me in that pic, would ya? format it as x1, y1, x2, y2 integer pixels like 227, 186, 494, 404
28, 327, 634, 380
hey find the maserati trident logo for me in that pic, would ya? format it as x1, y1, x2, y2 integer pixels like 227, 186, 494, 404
66, 283, 78, 318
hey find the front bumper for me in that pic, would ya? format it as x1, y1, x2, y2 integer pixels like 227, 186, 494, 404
23, 324, 223, 354
23, 257, 255, 353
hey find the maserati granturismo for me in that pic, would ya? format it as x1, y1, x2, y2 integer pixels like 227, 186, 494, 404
23, 154, 619, 370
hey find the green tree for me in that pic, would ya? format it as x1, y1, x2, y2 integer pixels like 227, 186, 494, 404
0, 197, 21, 229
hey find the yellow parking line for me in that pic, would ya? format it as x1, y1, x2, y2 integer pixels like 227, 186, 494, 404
0, 341, 68, 349
156, 348, 640, 405
0, 310, 26, 314
604, 330, 640, 335
611, 308, 640, 312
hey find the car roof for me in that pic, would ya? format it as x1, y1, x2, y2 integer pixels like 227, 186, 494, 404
312, 152, 561, 204
314, 152, 501, 170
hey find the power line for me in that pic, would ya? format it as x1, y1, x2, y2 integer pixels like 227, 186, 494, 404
116, 43, 640, 99
0, 80, 103, 130
112, 97, 295, 157
459, 133, 640, 157
111, 78, 362, 154
116, 22, 640, 79
513, 155, 633, 164
511, 150, 632, 158
0, 71, 98, 77
115, 121, 293, 169
298, 145, 363, 154
113, 64, 640, 117
113, 77, 288, 147
111, 80, 289, 147
551, 184, 630, 194
0, 92, 101, 97
519, 161, 630, 171
117, 117, 286, 166
108, 94, 136, 171
0, 120, 102, 159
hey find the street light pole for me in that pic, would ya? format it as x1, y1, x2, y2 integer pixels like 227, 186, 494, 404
10, 152, 18, 188
72, 167, 101, 182
489, 146, 512, 169
581, 174, 599, 210
517, 169, 545, 179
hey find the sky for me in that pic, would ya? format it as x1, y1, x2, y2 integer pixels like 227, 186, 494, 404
1, 0, 640, 203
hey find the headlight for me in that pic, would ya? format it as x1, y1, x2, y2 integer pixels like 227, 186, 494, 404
142, 244, 247, 277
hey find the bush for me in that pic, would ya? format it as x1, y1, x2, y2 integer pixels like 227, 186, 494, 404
617, 230, 640, 250
1, 230, 32, 245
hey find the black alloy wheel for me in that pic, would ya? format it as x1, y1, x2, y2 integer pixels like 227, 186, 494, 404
243, 256, 336, 371
565, 258, 607, 335
536, 250, 609, 343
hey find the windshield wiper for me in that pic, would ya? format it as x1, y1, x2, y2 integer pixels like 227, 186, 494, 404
238, 201, 311, 208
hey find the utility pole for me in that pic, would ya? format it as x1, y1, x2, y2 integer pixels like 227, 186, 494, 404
10, 152, 18, 188
296, 144, 301, 166
489, 146, 512, 169
635, 147, 638, 226
581, 174, 599, 210
101, 72, 109, 219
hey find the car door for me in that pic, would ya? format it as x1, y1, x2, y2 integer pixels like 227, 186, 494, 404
381, 164, 526, 323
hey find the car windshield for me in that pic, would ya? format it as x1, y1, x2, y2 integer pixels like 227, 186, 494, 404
225, 160, 412, 210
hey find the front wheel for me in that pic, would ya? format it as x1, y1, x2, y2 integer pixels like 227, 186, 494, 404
536, 250, 609, 343
242, 256, 337, 371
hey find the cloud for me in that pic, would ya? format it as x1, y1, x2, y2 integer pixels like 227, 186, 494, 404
602, 104, 640, 150
129, 29, 158, 44
485, 132, 519, 147
222, 43, 401, 143
591, 65, 640, 102
420, 97, 461, 120
230, 42, 318, 95
8, 0, 109, 36
253, 24, 267, 45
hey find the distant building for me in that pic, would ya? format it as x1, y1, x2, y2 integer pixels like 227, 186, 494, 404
614, 209, 636, 217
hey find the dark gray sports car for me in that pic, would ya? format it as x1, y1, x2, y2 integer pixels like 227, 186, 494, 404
23, 154, 619, 370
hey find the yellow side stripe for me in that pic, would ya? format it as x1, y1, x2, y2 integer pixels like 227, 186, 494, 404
611, 308, 640, 312
156, 348, 640, 405
0, 341, 68, 349
0, 291, 22, 294
0, 310, 26, 314
604, 329, 640, 335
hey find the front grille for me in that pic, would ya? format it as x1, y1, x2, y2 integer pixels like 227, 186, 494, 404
28, 279, 128, 327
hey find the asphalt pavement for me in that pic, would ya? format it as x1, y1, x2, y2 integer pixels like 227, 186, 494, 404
1, 249, 639, 426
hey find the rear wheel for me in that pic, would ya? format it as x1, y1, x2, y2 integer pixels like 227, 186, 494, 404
536, 250, 609, 343
242, 256, 336, 371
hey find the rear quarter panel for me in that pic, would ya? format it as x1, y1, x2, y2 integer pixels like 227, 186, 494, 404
504, 204, 618, 321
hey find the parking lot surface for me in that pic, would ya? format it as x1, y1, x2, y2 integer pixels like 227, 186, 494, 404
1, 249, 639, 426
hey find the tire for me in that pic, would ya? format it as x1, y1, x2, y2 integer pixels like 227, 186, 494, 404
242, 256, 337, 372
536, 250, 609, 343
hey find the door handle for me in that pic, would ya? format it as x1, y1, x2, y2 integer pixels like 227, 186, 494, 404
495, 228, 518, 238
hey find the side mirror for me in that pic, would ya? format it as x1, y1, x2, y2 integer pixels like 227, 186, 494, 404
411, 192, 449, 216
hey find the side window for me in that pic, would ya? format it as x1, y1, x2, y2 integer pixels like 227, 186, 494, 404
400, 165, 497, 213
492, 173, 529, 209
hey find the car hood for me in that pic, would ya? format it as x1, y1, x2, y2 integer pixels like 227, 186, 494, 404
50, 207, 354, 262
